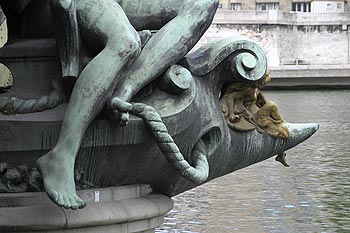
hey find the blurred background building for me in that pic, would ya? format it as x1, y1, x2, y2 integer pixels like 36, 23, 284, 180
195, 0, 350, 86
217, 0, 348, 13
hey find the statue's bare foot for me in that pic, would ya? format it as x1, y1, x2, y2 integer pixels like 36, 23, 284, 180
108, 97, 133, 126
36, 151, 86, 209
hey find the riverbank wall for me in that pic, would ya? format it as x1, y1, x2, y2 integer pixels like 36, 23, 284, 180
196, 10, 350, 89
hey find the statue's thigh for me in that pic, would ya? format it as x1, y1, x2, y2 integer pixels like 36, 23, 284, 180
119, 0, 185, 30
76, 0, 137, 51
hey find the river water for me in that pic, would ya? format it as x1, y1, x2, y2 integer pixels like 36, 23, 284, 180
156, 90, 350, 233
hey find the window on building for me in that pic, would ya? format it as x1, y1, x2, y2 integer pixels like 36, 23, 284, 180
292, 2, 311, 12
326, 2, 333, 11
231, 3, 242, 10
218, 3, 223, 8
337, 3, 342, 9
256, 3, 279, 10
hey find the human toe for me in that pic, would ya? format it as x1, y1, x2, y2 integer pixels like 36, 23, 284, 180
57, 192, 65, 207
75, 196, 87, 209
69, 196, 79, 210
63, 196, 72, 209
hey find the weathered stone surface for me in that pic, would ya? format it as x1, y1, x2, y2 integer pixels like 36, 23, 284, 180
0, 185, 173, 232
0, 63, 12, 92
0, 6, 7, 48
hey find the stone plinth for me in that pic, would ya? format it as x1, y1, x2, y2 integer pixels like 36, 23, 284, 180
0, 184, 173, 233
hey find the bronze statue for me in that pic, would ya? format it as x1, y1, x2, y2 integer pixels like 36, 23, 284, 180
1, 0, 219, 209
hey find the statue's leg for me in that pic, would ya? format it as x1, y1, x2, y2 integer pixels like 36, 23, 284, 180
109, 0, 218, 120
36, 0, 140, 209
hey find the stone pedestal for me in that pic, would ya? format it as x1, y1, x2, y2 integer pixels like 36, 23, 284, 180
0, 184, 173, 233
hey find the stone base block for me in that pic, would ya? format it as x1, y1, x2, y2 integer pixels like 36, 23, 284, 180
0, 184, 173, 233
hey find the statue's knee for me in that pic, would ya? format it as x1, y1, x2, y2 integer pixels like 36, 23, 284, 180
126, 38, 141, 58
109, 35, 141, 61
184, 0, 219, 13
205, 0, 220, 8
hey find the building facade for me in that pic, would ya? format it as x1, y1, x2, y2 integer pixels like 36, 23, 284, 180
196, 10, 350, 67
218, 0, 348, 12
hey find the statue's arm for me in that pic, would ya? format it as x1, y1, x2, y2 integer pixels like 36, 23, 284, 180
50, 0, 80, 78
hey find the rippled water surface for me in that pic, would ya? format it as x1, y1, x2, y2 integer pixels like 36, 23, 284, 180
157, 90, 350, 233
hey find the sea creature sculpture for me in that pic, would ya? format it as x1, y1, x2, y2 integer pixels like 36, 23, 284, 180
0, 36, 319, 202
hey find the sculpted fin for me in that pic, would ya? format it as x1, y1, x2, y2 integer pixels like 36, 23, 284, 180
181, 36, 267, 79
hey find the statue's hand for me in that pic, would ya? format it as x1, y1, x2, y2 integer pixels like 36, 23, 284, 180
108, 97, 133, 126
